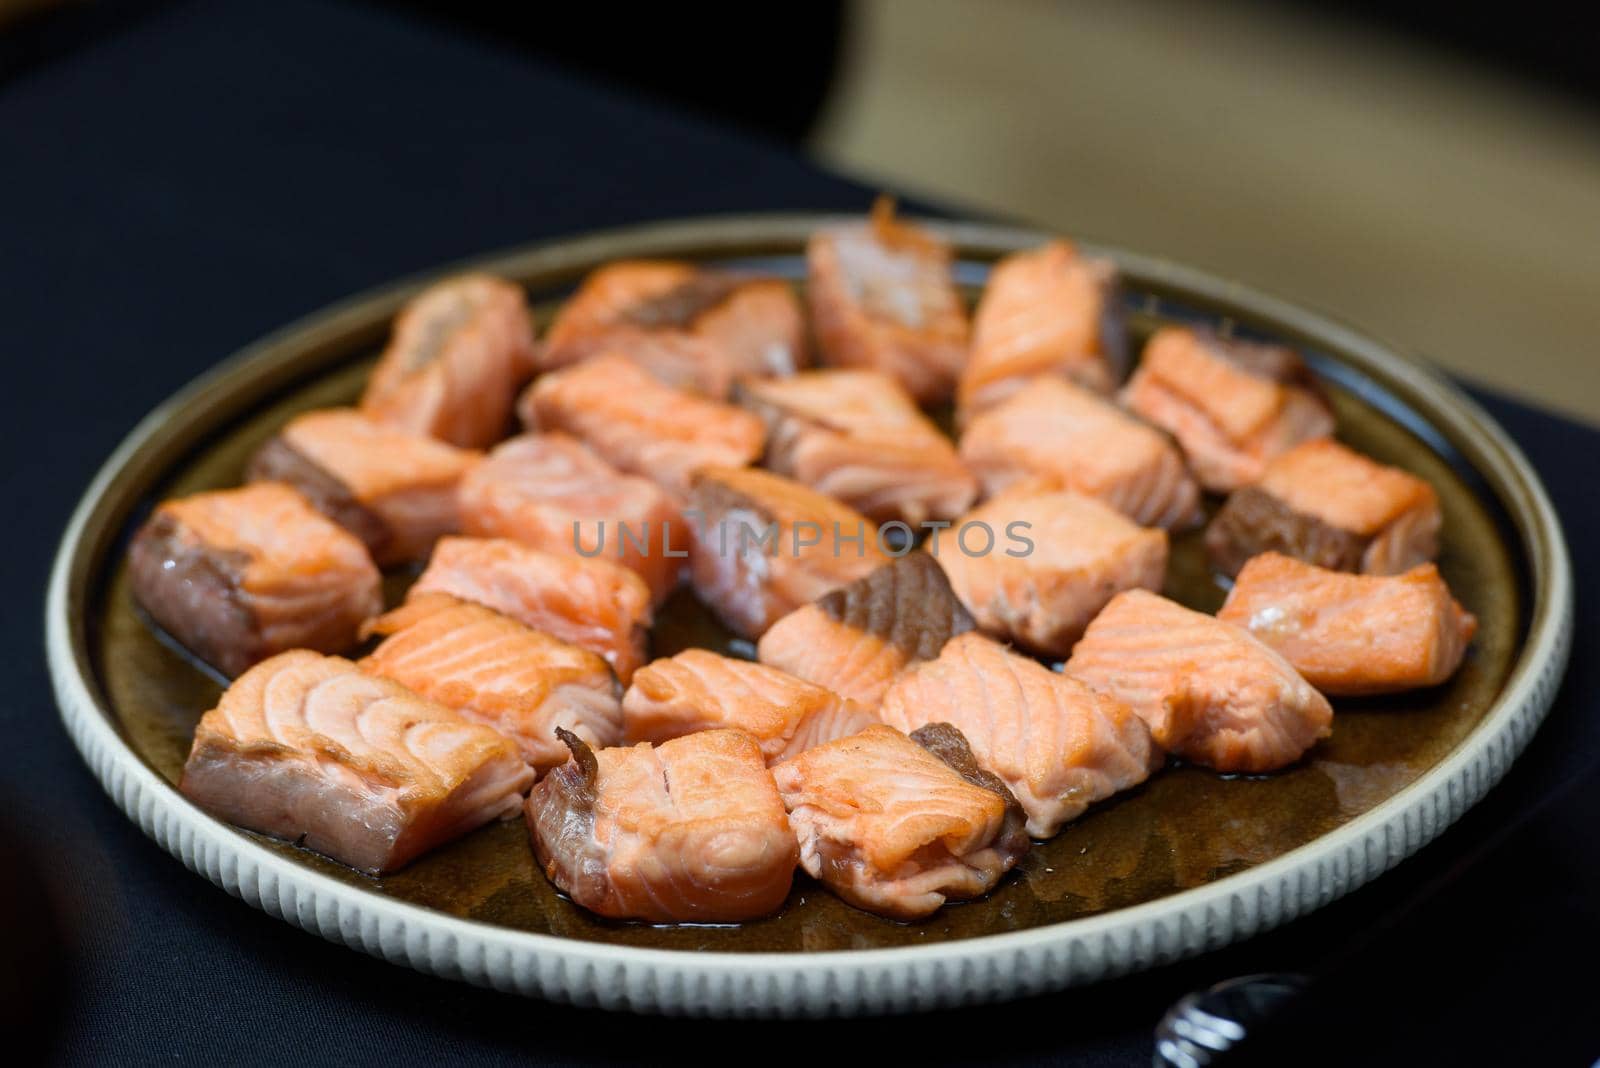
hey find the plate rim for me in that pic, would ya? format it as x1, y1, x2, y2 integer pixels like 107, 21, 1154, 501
47, 213, 1575, 1016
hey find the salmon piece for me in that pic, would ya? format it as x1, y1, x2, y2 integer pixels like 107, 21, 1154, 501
735, 369, 977, 526
409, 536, 652, 682
526, 728, 797, 922
128, 483, 382, 677
1121, 327, 1335, 493
932, 488, 1167, 658
958, 241, 1124, 419
360, 594, 624, 774
360, 274, 535, 448
772, 723, 1028, 919
1217, 553, 1476, 696
520, 354, 766, 500
1065, 589, 1333, 773
686, 466, 892, 640
458, 432, 686, 604
180, 650, 532, 874
806, 198, 970, 404
1206, 438, 1442, 577
880, 633, 1156, 837
757, 553, 974, 710
622, 649, 877, 765
246, 408, 480, 566
959, 376, 1202, 530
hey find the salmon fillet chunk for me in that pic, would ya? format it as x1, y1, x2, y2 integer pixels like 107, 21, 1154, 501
1218, 553, 1476, 696
1206, 437, 1442, 577
128, 482, 382, 677
735, 369, 977, 526
806, 198, 970, 404
1066, 590, 1333, 773
622, 649, 877, 765
880, 632, 1158, 837
459, 432, 687, 604
360, 594, 624, 775
526, 729, 797, 922
933, 488, 1168, 658
772, 723, 1029, 919
360, 274, 535, 448
959, 376, 1202, 530
180, 650, 533, 874
1121, 327, 1335, 493
409, 536, 652, 682
246, 408, 480, 566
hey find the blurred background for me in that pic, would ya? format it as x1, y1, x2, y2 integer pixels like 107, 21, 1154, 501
3, 0, 1597, 422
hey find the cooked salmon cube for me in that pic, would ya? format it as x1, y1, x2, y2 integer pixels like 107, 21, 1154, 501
127, 482, 382, 677
180, 650, 533, 874
525, 728, 797, 922
1217, 553, 1476, 696
1066, 589, 1333, 773
1206, 437, 1442, 577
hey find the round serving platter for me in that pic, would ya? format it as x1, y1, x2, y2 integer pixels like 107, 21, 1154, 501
47, 215, 1572, 1016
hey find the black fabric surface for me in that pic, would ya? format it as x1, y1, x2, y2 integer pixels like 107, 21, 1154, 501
2, 3, 1594, 1064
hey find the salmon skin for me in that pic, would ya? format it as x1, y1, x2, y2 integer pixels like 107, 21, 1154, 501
539, 260, 808, 390
360, 594, 624, 775
734, 369, 978, 526
360, 274, 535, 448
880, 632, 1157, 838
757, 552, 974, 711
246, 408, 480, 566
687, 465, 892, 640
180, 650, 532, 875
959, 240, 1124, 420
1066, 589, 1333, 774
128, 482, 382, 678
1121, 326, 1335, 493
409, 536, 652, 683
622, 649, 877, 765
1206, 437, 1441, 578
1218, 553, 1476, 696
932, 488, 1168, 659
959, 376, 1202, 530
526, 728, 797, 922
772, 723, 1028, 920
807, 198, 970, 405
458, 431, 687, 605
520, 353, 766, 501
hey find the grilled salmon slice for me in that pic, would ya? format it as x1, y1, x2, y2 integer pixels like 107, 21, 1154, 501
880, 632, 1157, 837
409, 536, 652, 682
806, 198, 970, 404
458, 432, 687, 604
246, 408, 480, 566
128, 482, 382, 677
958, 240, 1124, 419
1206, 437, 1442, 577
735, 369, 977, 526
772, 723, 1028, 919
959, 376, 1202, 530
757, 552, 974, 711
1066, 589, 1333, 773
360, 274, 535, 448
1217, 553, 1476, 696
622, 649, 876, 765
526, 728, 797, 922
360, 594, 624, 775
520, 353, 766, 501
180, 650, 532, 874
687, 466, 892, 640
1121, 327, 1334, 493
933, 488, 1168, 658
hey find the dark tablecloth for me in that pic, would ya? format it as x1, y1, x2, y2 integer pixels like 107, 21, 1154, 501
3, 3, 1595, 1064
